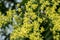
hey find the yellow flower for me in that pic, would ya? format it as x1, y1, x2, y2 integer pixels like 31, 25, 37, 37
31, 4, 38, 9
16, 4, 20, 7
40, 27, 45, 33
18, 8, 21, 12
23, 17, 30, 23
38, 17, 43, 23
29, 12, 37, 20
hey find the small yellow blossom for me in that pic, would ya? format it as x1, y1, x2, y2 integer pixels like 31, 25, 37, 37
31, 4, 38, 9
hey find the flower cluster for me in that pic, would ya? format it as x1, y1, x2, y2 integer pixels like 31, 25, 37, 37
0, 0, 60, 40
10, 0, 60, 40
